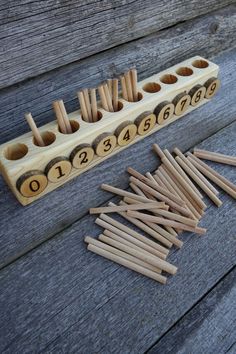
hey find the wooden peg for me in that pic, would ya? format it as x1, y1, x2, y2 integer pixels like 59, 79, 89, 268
130, 68, 138, 102
98, 85, 109, 111
103, 83, 114, 112
112, 79, 119, 112
58, 100, 72, 134
90, 88, 98, 122
174, 148, 219, 195
193, 148, 236, 166
97, 234, 177, 275
77, 91, 89, 122
25, 112, 45, 147
120, 76, 128, 101
113, 201, 182, 248
124, 71, 134, 102
83, 89, 93, 122
84, 236, 162, 275
89, 201, 166, 215
96, 213, 169, 255
52, 100, 67, 134
127, 211, 206, 235
87, 243, 167, 284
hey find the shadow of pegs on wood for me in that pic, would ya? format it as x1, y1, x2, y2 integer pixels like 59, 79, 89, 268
0, 56, 220, 205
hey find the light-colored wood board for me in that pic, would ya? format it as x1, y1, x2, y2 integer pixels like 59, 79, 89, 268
0, 56, 219, 205
0, 161, 235, 353
0, 6, 235, 144
0, 49, 235, 269
147, 267, 236, 354
0, 1, 234, 88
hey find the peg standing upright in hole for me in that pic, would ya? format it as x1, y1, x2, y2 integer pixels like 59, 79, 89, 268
25, 112, 45, 147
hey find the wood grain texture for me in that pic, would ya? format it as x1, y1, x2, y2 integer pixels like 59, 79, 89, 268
0, 6, 236, 144
147, 267, 236, 354
0, 1, 234, 88
0, 124, 235, 353
0, 50, 235, 269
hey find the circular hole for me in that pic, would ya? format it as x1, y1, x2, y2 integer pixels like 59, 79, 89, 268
114, 101, 123, 112
59, 120, 80, 133
142, 82, 161, 93
33, 131, 56, 147
192, 59, 209, 69
176, 67, 193, 76
124, 92, 143, 103
4, 143, 28, 160
81, 111, 103, 123
160, 74, 178, 84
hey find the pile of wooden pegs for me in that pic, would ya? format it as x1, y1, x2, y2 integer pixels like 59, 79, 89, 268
85, 144, 236, 284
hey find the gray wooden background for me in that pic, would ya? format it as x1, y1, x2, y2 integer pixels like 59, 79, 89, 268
0, 1, 236, 353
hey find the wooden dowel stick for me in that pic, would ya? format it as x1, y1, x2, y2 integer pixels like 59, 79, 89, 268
120, 76, 128, 101
187, 153, 236, 192
98, 234, 177, 275
149, 208, 198, 227
77, 91, 89, 122
52, 100, 67, 134
174, 148, 219, 195
117, 201, 183, 248
103, 229, 166, 261
130, 176, 191, 217
193, 149, 236, 166
145, 171, 181, 236
160, 166, 203, 220
130, 68, 138, 102
90, 202, 166, 215
163, 149, 203, 200
103, 84, 114, 112
127, 167, 185, 206
58, 100, 72, 134
90, 88, 98, 122
107, 79, 113, 97
123, 197, 168, 210
124, 71, 134, 102
98, 85, 109, 111
83, 89, 92, 122
87, 244, 167, 284
175, 156, 222, 207
96, 213, 169, 254
154, 145, 206, 210
101, 183, 166, 204
25, 112, 45, 147
187, 154, 236, 199
155, 169, 198, 221
153, 173, 183, 235
112, 78, 119, 112
85, 236, 162, 274
127, 211, 206, 235
129, 182, 157, 202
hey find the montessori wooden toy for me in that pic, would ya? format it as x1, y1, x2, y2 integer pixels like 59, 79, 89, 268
193, 149, 236, 166
0, 56, 220, 205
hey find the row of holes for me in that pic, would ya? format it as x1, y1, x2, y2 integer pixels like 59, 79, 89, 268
4, 59, 210, 161
143, 59, 209, 93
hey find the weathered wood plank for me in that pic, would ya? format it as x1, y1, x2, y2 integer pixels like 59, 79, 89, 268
0, 1, 234, 88
147, 267, 236, 354
0, 49, 235, 269
0, 122, 235, 353
1, 6, 235, 143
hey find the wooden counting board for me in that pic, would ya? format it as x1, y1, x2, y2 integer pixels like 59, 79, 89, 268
0, 56, 220, 205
